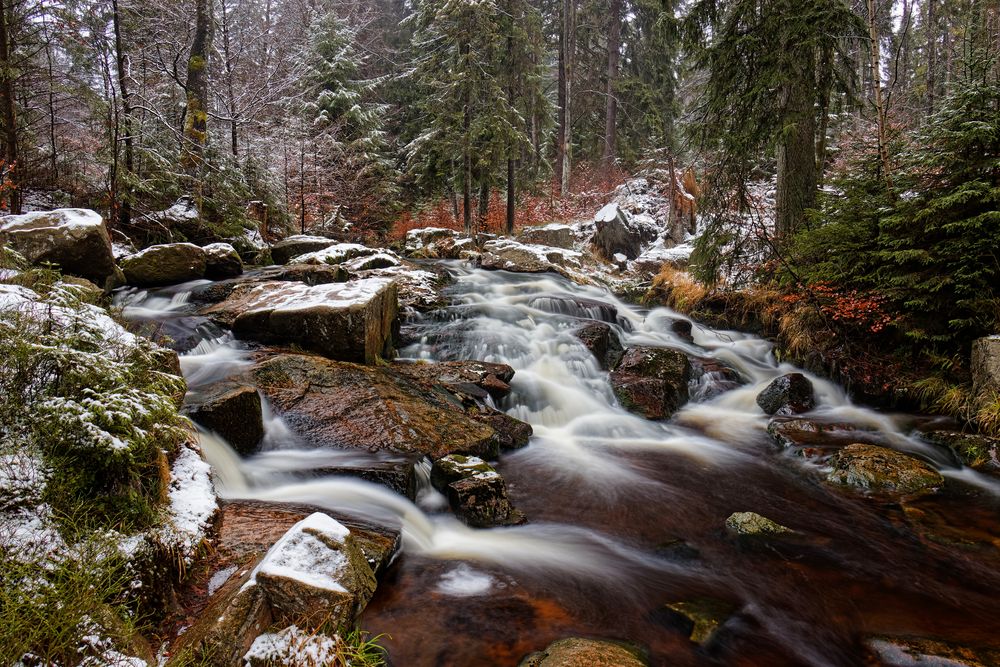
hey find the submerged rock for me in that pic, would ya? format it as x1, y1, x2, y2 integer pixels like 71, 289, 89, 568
520, 638, 647, 667
663, 597, 738, 644
0, 208, 122, 289
866, 635, 1000, 667
756, 373, 816, 416
573, 321, 625, 370
184, 383, 263, 455
725, 511, 793, 536
269, 235, 336, 265
204, 278, 398, 364
610, 347, 691, 420
203, 242, 243, 279
121, 242, 207, 287
431, 454, 525, 527
826, 444, 943, 497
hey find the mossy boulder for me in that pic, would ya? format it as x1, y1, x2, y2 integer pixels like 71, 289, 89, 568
610, 347, 691, 420
121, 243, 207, 287
520, 638, 647, 667
725, 511, 793, 536
573, 321, 625, 370
664, 597, 738, 644
431, 454, 525, 527
203, 242, 243, 279
756, 373, 816, 416
919, 430, 1000, 475
826, 444, 943, 497
518, 224, 576, 249
269, 235, 336, 265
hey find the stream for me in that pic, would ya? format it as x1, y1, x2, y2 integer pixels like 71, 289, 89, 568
118, 262, 1000, 667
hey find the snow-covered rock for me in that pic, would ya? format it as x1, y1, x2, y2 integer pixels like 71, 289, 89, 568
592, 202, 658, 261
202, 278, 399, 364
517, 223, 576, 249
203, 242, 244, 279
289, 243, 381, 266
270, 235, 337, 265
0, 208, 122, 289
480, 239, 582, 274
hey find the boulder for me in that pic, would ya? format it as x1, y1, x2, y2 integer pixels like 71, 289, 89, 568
670, 319, 694, 343
184, 383, 264, 455
404, 227, 460, 253
610, 347, 691, 420
592, 203, 657, 260
121, 243, 207, 287
755, 373, 816, 416
250, 263, 350, 286
270, 235, 336, 265
472, 411, 533, 450
481, 239, 582, 274
0, 208, 121, 289
520, 638, 647, 667
518, 224, 576, 249
431, 454, 525, 528
826, 444, 943, 497
249, 354, 504, 459
203, 278, 398, 364
766, 418, 874, 457
309, 458, 418, 499
202, 242, 243, 279
393, 360, 516, 402
919, 430, 1000, 475
252, 512, 377, 628
971, 336, 1000, 402
725, 511, 793, 536
287, 243, 383, 266
573, 321, 624, 370
865, 636, 1000, 667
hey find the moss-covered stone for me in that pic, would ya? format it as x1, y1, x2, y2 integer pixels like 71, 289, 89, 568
826, 444, 943, 497
725, 511, 793, 536
610, 347, 691, 420
520, 637, 647, 667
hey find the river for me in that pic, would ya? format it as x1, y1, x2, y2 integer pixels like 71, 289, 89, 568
118, 262, 1000, 666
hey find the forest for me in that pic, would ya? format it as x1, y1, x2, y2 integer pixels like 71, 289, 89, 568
2, 0, 1000, 665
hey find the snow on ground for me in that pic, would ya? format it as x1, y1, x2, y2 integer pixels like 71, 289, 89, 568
158, 442, 218, 563
208, 565, 238, 596
243, 513, 352, 594
243, 626, 341, 667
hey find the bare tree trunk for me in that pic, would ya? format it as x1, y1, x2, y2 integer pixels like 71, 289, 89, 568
182, 0, 213, 193
775, 41, 816, 239
41, 12, 57, 183
220, 0, 238, 157
299, 135, 306, 234
0, 1, 21, 213
927, 0, 937, 115
478, 174, 489, 231
602, 0, 622, 178
816, 42, 833, 185
556, 0, 575, 195
867, 0, 893, 194
461, 40, 473, 236
112, 0, 134, 227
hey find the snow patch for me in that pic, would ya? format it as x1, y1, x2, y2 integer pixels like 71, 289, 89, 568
241, 278, 394, 314
243, 626, 341, 667
158, 443, 217, 563
207, 565, 238, 596
436, 564, 495, 597
0, 208, 104, 234
243, 512, 352, 594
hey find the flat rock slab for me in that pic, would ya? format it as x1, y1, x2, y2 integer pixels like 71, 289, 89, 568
248, 353, 504, 459
204, 278, 398, 364
0, 208, 120, 288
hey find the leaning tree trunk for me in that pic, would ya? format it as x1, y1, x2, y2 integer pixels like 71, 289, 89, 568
602, 0, 622, 179
0, 1, 21, 214
775, 42, 817, 240
182, 0, 213, 196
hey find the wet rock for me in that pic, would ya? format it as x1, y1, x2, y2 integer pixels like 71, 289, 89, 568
204, 278, 398, 364
528, 295, 619, 323
725, 511, 793, 536
592, 203, 658, 260
249, 354, 503, 459
971, 336, 1000, 402
481, 239, 582, 274
404, 227, 461, 257
865, 636, 1000, 667
518, 224, 576, 249
121, 243, 207, 287
610, 347, 691, 420
755, 373, 816, 416
0, 208, 122, 289
310, 458, 418, 499
253, 512, 377, 628
670, 319, 694, 343
202, 242, 243, 279
573, 321, 625, 370
430, 455, 525, 527
826, 444, 943, 497
520, 638, 647, 667
250, 263, 350, 286
919, 430, 1000, 475
270, 235, 336, 265
664, 597, 738, 644
471, 410, 533, 450
184, 383, 263, 455
393, 360, 516, 402
766, 418, 874, 456
343, 252, 399, 271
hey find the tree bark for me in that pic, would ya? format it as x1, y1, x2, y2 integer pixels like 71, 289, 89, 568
816, 42, 833, 185
926, 0, 936, 115
182, 0, 213, 189
112, 0, 134, 227
775, 41, 817, 240
478, 176, 489, 231
0, 1, 21, 213
461, 40, 472, 235
556, 0, 574, 195
867, 0, 893, 194
602, 0, 622, 178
